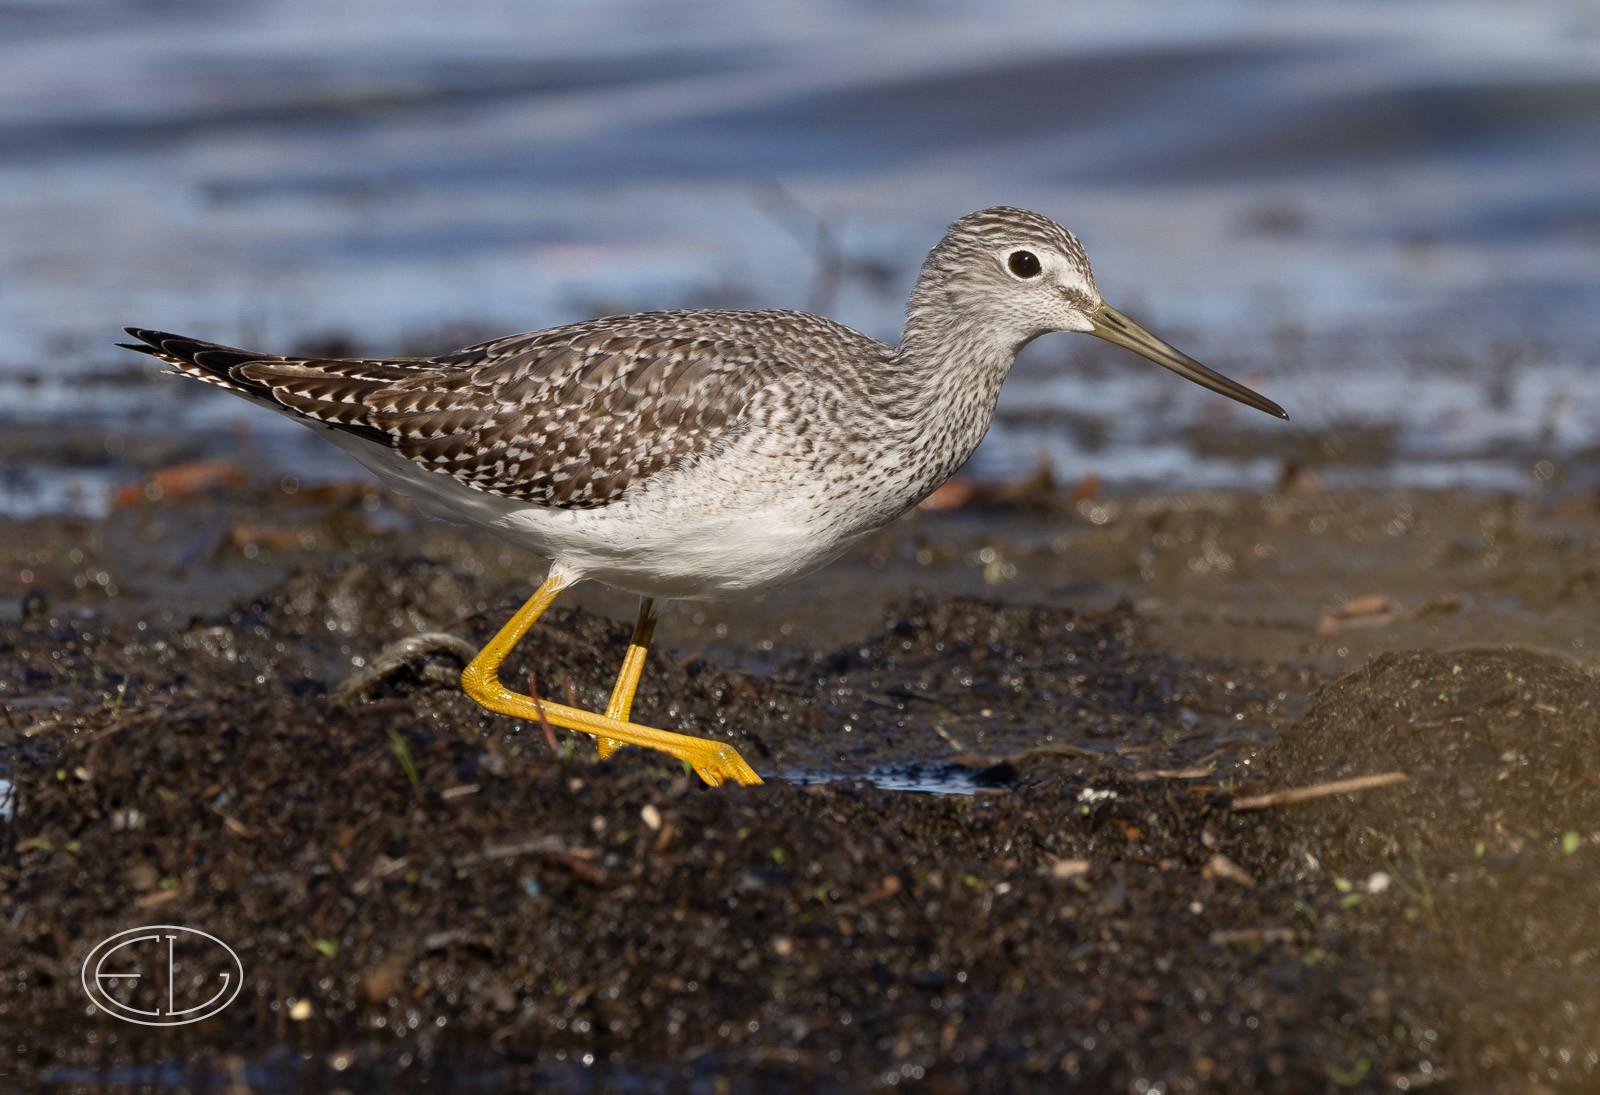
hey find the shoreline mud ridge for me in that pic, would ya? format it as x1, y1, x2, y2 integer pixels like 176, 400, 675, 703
2, 486, 1599, 1092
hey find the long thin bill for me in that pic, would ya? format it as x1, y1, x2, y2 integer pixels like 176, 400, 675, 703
1089, 303, 1288, 420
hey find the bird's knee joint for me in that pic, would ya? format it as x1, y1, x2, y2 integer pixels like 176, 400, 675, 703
460, 661, 499, 704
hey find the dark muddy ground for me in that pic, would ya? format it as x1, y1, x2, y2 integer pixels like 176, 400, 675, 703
2, 479, 1599, 1093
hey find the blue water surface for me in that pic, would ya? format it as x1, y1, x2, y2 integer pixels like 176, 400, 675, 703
2, 0, 1598, 514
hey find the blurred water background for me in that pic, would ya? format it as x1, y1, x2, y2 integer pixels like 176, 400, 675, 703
2, 0, 1598, 516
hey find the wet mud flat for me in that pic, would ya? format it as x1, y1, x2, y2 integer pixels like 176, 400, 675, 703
2, 484, 1600, 1092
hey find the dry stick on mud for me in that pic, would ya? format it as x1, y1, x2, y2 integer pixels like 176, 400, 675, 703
455, 835, 607, 883
1230, 771, 1408, 811
526, 673, 563, 757
334, 631, 478, 703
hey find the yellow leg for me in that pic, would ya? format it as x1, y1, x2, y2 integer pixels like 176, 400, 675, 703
460, 575, 761, 787
598, 597, 658, 758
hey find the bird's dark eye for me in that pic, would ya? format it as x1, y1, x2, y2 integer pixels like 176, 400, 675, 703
1007, 250, 1041, 278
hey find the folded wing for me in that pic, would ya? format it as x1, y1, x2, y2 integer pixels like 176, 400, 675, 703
122, 316, 798, 509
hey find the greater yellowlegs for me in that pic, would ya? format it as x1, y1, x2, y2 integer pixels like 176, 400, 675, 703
123, 207, 1286, 787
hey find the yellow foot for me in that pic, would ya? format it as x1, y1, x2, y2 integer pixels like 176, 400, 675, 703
464, 665, 761, 786
460, 577, 762, 788
659, 733, 763, 788
580, 709, 761, 787
571, 705, 761, 787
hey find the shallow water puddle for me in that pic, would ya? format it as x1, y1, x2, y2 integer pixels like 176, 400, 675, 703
779, 762, 988, 795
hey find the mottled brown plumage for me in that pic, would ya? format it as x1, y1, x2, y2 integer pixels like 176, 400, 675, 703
123, 310, 873, 509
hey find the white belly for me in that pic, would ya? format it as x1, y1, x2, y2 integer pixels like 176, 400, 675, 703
334, 434, 876, 600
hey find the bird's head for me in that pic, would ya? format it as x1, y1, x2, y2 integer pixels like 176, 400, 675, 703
913, 206, 1287, 419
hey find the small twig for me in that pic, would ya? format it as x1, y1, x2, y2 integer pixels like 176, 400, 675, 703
1131, 765, 1215, 781
211, 805, 256, 840
1231, 771, 1408, 811
22, 699, 174, 739
457, 836, 607, 883
928, 720, 968, 754
20, 714, 70, 738
335, 632, 477, 703
1208, 927, 1296, 946
956, 740, 1111, 776
463, 835, 581, 864
526, 673, 562, 756
1004, 742, 1107, 762
539, 849, 608, 884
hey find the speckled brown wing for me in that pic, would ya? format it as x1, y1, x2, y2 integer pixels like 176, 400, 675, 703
364, 320, 801, 508
123, 317, 800, 510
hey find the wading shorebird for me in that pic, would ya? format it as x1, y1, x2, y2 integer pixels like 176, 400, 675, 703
124, 207, 1286, 787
